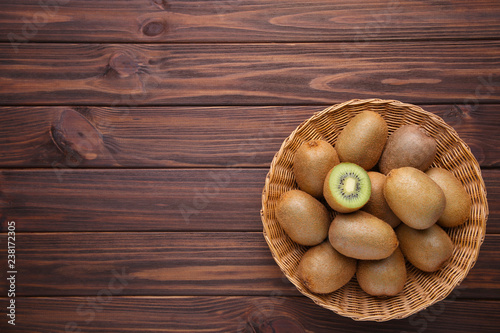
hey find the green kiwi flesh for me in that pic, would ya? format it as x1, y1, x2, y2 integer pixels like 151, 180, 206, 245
323, 162, 371, 213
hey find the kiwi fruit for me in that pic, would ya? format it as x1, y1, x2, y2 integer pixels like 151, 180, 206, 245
378, 124, 437, 175
293, 139, 340, 198
335, 111, 388, 170
297, 241, 356, 294
426, 167, 472, 228
275, 190, 331, 246
323, 162, 371, 213
361, 171, 401, 228
396, 223, 454, 272
328, 210, 399, 260
384, 167, 446, 230
356, 247, 407, 297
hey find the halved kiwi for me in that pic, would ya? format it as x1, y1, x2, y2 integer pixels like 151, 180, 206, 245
323, 162, 371, 213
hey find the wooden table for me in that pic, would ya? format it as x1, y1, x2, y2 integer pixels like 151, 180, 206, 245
0, 1, 499, 332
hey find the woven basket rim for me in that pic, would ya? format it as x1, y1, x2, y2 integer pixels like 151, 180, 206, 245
261, 98, 489, 321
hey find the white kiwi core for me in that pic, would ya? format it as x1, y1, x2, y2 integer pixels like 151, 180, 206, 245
344, 177, 357, 194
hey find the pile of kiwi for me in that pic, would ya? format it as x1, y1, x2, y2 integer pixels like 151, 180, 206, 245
276, 111, 472, 297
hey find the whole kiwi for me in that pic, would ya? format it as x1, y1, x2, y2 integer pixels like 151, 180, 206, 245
293, 139, 340, 198
361, 172, 401, 228
396, 223, 454, 272
384, 167, 446, 230
297, 241, 356, 294
378, 124, 437, 175
328, 210, 399, 260
356, 247, 407, 297
275, 190, 331, 246
335, 111, 388, 170
426, 167, 472, 228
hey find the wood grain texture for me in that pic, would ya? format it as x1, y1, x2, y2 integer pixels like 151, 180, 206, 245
0, 42, 499, 105
0, 169, 497, 233
1, 0, 500, 43
0, 232, 497, 298
0, 106, 304, 168
0, 104, 498, 168
0, 169, 268, 232
0, 232, 296, 297
0, 0, 498, 330
1, 297, 499, 333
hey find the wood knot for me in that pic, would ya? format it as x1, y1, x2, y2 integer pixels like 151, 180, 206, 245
108, 52, 139, 78
142, 20, 166, 37
50, 109, 103, 162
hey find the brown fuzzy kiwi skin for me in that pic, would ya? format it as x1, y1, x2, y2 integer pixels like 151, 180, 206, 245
362, 172, 401, 228
293, 140, 340, 198
357, 247, 407, 297
426, 167, 472, 228
396, 223, 453, 273
378, 124, 437, 175
275, 190, 331, 246
384, 167, 446, 230
328, 211, 399, 260
335, 111, 388, 170
297, 241, 357, 294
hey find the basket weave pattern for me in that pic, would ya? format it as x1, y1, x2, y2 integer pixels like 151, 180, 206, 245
260, 99, 488, 321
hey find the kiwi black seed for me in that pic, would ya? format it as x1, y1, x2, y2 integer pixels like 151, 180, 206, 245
323, 162, 371, 213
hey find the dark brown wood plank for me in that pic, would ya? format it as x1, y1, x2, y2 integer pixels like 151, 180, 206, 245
0, 169, 267, 232
427, 105, 500, 168
0, 169, 497, 233
1, 297, 499, 333
0, 232, 497, 298
0, 106, 306, 168
1, 42, 499, 105
485, 169, 500, 235
1, 0, 500, 43
0, 232, 296, 297
0, 105, 498, 168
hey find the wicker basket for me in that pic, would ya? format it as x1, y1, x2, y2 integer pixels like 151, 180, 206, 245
260, 99, 488, 321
